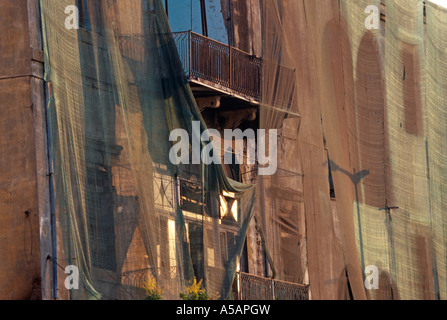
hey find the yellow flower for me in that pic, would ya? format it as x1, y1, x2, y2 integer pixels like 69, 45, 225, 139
144, 275, 163, 299
186, 278, 205, 296
180, 277, 220, 300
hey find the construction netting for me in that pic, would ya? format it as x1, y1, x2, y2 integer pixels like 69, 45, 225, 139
40, 0, 447, 301
40, 0, 256, 300
290, 0, 446, 300
333, 0, 447, 300
257, 0, 308, 287
258, 0, 447, 300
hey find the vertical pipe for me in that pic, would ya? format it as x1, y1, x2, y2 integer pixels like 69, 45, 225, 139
425, 139, 441, 300
354, 179, 365, 276
39, 0, 58, 299
199, 0, 208, 37
45, 81, 58, 300
227, 0, 233, 46
188, 31, 192, 78
238, 272, 242, 300
229, 46, 232, 89
385, 209, 396, 284
259, 176, 269, 278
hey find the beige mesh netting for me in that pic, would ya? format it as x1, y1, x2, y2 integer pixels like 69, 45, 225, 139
260, 0, 447, 300
40, 0, 447, 300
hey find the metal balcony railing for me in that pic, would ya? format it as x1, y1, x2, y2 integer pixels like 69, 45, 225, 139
117, 31, 296, 110
233, 272, 310, 301
173, 31, 262, 102
121, 266, 181, 300
120, 267, 309, 300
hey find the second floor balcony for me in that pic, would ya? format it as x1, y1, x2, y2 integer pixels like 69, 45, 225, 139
117, 30, 296, 117
173, 31, 297, 114
173, 31, 262, 104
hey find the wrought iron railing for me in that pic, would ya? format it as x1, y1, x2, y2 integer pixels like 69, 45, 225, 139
117, 31, 296, 109
273, 278, 309, 300
233, 272, 309, 300
120, 266, 181, 300
173, 31, 262, 101
121, 267, 309, 300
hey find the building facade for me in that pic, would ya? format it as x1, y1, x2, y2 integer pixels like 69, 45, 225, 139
2, 0, 445, 301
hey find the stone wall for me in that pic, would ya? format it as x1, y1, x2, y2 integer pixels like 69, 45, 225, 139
0, 0, 48, 300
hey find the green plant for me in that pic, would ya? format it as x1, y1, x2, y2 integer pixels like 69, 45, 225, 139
180, 278, 220, 300
144, 275, 163, 300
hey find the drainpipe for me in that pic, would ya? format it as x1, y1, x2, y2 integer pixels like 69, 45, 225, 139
227, 0, 234, 46
38, 0, 58, 300
199, 0, 208, 37
45, 81, 58, 300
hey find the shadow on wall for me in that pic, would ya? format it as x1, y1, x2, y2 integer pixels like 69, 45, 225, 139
365, 267, 400, 300
355, 31, 387, 209
321, 16, 388, 300
338, 266, 400, 300
375, 269, 400, 300
320, 16, 365, 300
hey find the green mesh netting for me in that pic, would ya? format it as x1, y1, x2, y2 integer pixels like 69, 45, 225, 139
41, 0, 255, 300
40, 0, 447, 301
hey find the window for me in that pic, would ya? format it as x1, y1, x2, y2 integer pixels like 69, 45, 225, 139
219, 191, 238, 223
166, 0, 202, 33
153, 172, 175, 212
179, 178, 206, 215
167, 0, 229, 44
86, 166, 117, 271
168, 219, 177, 277
219, 230, 237, 267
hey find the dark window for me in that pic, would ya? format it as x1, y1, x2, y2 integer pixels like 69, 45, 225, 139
76, 0, 91, 30
86, 166, 117, 271
167, 0, 229, 44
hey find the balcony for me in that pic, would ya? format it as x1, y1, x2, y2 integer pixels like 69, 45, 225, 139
233, 272, 310, 301
173, 31, 262, 104
117, 30, 296, 127
121, 267, 309, 300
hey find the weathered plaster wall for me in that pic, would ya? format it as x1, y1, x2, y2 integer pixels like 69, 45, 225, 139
0, 0, 48, 300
